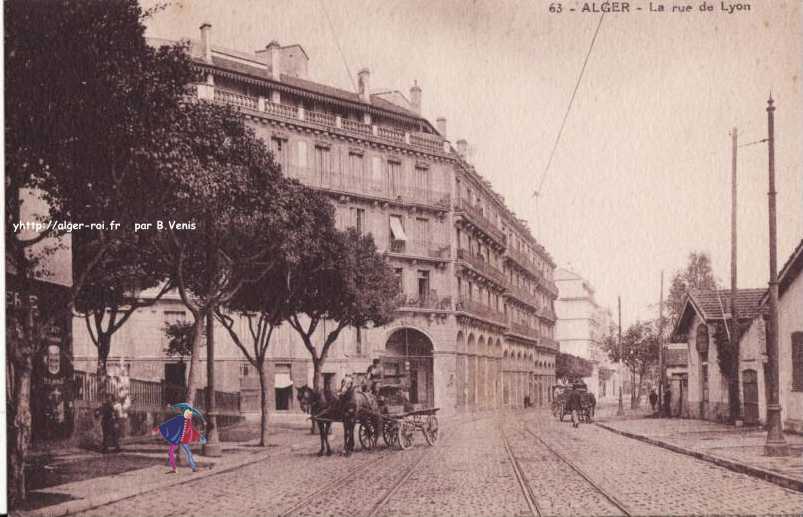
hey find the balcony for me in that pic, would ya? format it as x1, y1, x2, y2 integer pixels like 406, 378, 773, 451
505, 246, 544, 283
505, 283, 540, 310
208, 88, 446, 156
454, 198, 507, 247
455, 296, 507, 326
288, 165, 450, 210
397, 292, 452, 312
456, 248, 507, 287
507, 321, 540, 341
389, 240, 451, 261
542, 280, 560, 298
537, 305, 557, 322
539, 337, 560, 352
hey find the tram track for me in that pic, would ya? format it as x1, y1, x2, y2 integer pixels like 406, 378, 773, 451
279, 414, 489, 517
503, 416, 633, 517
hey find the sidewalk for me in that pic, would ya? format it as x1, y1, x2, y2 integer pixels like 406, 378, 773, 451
597, 418, 803, 492
14, 413, 314, 517
14, 411, 478, 517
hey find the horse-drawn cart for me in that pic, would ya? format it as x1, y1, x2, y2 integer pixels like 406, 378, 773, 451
357, 383, 440, 451
551, 384, 596, 423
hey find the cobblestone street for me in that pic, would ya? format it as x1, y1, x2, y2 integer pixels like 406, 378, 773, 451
66, 411, 803, 517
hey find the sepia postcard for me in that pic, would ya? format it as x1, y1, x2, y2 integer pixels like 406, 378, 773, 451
4, 1, 802, 516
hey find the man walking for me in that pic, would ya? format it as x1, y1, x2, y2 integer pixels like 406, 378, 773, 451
567, 383, 583, 428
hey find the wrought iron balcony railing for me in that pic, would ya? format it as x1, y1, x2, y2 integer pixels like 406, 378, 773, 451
454, 198, 507, 246
397, 292, 452, 311
456, 248, 507, 286
455, 296, 507, 326
507, 321, 541, 341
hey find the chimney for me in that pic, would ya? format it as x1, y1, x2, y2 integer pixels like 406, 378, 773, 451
199, 23, 212, 63
436, 117, 447, 138
267, 40, 282, 81
409, 81, 422, 115
357, 68, 371, 103
457, 139, 468, 157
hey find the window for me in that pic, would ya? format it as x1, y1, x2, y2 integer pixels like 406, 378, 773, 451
164, 310, 187, 326
297, 141, 308, 168
414, 165, 429, 199
371, 156, 383, 193
240, 364, 251, 377
315, 145, 332, 185
271, 137, 289, 174
702, 363, 709, 402
417, 270, 430, 300
348, 152, 364, 190
394, 268, 403, 291
793, 332, 803, 391
350, 207, 365, 235
388, 160, 403, 197
389, 215, 407, 252
414, 217, 430, 249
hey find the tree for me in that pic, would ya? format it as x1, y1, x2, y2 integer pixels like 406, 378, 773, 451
286, 228, 400, 392
601, 320, 660, 408
74, 233, 173, 404
667, 251, 720, 326
5, 0, 194, 504
151, 100, 288, 407
215, 182, 334, 446
555, 353, 594, 383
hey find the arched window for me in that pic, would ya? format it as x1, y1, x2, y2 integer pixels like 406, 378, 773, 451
695, 323, 709, 357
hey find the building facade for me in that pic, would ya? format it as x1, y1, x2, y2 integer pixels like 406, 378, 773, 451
672, 289, 768, 424
554, 267, 619, 400
72, 25, 560, 415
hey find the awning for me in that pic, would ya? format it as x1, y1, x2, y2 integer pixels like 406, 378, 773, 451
274, 372, 293, 389
389, 216, 407, 241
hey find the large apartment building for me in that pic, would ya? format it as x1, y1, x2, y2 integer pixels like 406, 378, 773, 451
73, 25, 560, 415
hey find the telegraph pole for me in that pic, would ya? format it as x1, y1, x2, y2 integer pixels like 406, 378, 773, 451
616, 295, 624, 416
658, 271, 665, 416
764, 96, 788, 456
730, 127, 742, 425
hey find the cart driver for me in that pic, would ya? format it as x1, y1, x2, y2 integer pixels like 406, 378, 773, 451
366, 358, 383, 396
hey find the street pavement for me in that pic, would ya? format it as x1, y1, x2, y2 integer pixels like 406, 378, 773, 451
16, 410, 803, 517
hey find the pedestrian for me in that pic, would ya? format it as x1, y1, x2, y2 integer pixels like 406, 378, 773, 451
366, 358, 384, 396
663, 384, 672, 418
94, 392, 120, 453
152, 403, 207, 473
649, 388, 658, 413
567, 383, 583, 428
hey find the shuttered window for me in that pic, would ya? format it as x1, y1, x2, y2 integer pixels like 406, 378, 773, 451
793, 331, 803, 391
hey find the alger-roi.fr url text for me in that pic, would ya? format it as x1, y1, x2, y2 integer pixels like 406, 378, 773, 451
10, 220, 197, 233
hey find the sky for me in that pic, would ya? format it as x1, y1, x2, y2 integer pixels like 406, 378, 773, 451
142, 0, 802, 327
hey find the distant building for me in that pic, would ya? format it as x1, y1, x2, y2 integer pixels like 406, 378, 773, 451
73, 25, 561, 415
554, 267, 620, 400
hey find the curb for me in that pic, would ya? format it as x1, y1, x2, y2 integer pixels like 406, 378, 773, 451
14, 448, 275, 517
595, 422, 803, 493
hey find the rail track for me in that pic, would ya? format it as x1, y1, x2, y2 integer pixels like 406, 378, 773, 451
499, 416, 633, 517
278, 414, 489, 517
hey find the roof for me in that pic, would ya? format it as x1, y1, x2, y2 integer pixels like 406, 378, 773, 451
762, 239, 803, 304
671, 288, 767, 340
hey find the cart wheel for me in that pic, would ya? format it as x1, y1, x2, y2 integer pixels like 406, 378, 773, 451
358, 422, 376, 450
424, 415, 439, 446
383, 422, 397, 447
397, 420, 415, 450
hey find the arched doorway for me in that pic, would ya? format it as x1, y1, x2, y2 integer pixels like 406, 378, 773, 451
385, 328, 434, 407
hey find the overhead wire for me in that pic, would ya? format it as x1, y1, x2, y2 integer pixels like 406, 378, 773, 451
317, 0, 357, 92
533, 13, 605, 198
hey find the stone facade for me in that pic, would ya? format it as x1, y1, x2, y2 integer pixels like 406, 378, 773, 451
72, 26, 560, 416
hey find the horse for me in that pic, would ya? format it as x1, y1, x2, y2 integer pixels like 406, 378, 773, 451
338, 376, 382, 457
296, 385, 336, 456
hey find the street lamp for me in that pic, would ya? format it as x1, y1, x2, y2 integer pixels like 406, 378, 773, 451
764, 95, 788, 456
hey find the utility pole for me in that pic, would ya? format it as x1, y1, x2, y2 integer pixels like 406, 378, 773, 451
764, 96, 788, 456
658, 271, 665, 416
730, 127, 742, 426
617, 295, 624, 416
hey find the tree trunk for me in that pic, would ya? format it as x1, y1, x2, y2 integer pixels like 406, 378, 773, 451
312, 356, 323, 393
9, 352, 32, 506
630, 369, 637, 409
185, 314, 205, 406
258, 365, 269, 447
96, 334, 111, 403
